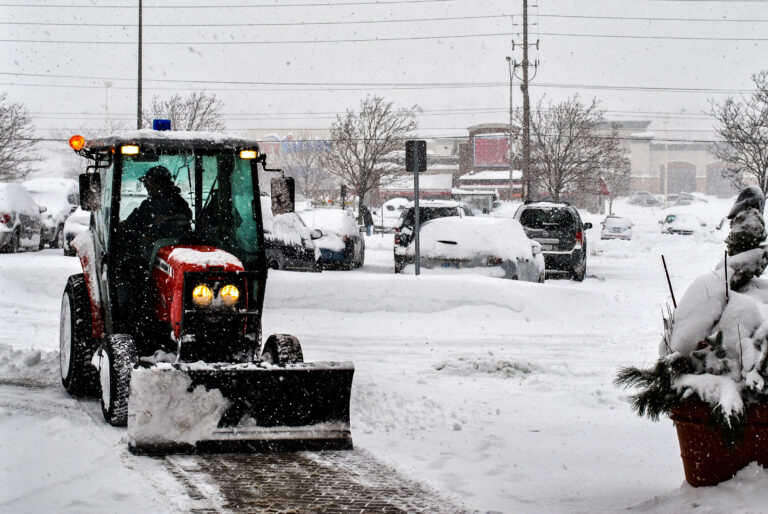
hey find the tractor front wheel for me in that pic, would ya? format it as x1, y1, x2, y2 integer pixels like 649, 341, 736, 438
98, 334, 137, 426
261, 334, 304, 365
60, 274, 98, 397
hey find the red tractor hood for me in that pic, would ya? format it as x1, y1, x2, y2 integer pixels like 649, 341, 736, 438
151, 245, 245, 340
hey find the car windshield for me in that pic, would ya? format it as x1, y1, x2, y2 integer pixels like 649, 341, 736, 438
519, 208, 574, 229
402, 206, 460, 227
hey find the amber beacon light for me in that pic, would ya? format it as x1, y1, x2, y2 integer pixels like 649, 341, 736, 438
68, 135, 85, 151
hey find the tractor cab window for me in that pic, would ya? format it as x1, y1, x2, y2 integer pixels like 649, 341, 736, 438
117, 149, 260, 259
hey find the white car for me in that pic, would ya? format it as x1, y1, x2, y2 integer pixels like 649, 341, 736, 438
0, 183, 45, 253
298, 208, 365, 269
22, 177, 79, 249
660, 213, 706, 235
62, 207, 91, 256
371, 198, 409, 232
600, 215, 634, 240
402, 216, 545, 282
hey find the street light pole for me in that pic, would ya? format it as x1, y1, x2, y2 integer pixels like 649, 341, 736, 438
137, 0, 143, 130
506, 56, 514, 202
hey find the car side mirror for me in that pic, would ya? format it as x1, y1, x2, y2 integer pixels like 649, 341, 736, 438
310, 229, 322, 240
270, 177, 295, 216
79, 173, 101, 211
583, 222, 592, 230
38, 205, 47, 213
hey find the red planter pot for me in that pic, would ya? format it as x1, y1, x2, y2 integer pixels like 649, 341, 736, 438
671, 401, 768, 487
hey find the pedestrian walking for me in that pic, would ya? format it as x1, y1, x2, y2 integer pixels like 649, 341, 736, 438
361, 205, 374, 236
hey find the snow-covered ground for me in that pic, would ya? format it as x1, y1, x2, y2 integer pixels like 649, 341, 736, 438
3, 196, 768, 512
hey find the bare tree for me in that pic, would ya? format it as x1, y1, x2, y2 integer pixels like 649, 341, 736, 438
711, 71, 768, 194
527, 95, 629, 203
273, 131, 332, 200
142, 91, 225, 131
0, 94, 38, 181
320, 96, 417, 218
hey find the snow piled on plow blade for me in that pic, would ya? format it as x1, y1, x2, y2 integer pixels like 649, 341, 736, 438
127, 362, 354, 455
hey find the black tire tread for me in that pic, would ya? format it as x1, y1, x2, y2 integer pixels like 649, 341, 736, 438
262, 334, 304, 365
100, 334, 137, 426
61, 274, 99, 397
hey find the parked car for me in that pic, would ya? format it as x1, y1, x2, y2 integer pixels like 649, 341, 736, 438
401, 216, 545, 282
261, 196, 320, 272
371, 197, 409, 232
298, 208, 365, 269
600, 215, 634, 240
393, 200, 474, 273
659, 213, 706, 235
514, 202, 592, 281
0, 183, 45, 253
22, 177, 79, 248
62, 207, 90, 256
628, 191, 662, 207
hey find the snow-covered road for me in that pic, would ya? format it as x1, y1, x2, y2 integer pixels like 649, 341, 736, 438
4, 197, 768, 512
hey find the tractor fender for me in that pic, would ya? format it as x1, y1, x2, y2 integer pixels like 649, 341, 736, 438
71, 229, 105, 338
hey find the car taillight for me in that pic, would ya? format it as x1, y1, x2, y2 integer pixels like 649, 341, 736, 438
0, 213, 10, 225
342, 235, 349, 243
394, 228, 400, 245
574, 230, 583, 246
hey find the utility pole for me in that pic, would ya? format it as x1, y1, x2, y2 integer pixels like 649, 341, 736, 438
506, 55, 515, 202
137, 0, 143, 130
512, 0, 539, 202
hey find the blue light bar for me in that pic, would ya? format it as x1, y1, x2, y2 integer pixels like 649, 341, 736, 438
153, 119, 172, 131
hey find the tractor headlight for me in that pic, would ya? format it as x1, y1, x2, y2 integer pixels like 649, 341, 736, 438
192, 284, 214, 307
219, 284, 240, 307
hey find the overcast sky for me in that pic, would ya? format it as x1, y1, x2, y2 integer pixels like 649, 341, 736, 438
3, 0, 768, 165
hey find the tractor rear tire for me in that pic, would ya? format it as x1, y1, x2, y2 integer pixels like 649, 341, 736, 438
261, 334, 304, 365
60, 274, 99, 397
98, 334, 137, 426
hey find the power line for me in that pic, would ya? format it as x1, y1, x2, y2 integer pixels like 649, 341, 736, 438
0, 0, 455, 8
0, 14, 508, 27
540, 31, 768, 42
536, 13, 768, 23
0, 31, 513, 45
0, 79, 752, 94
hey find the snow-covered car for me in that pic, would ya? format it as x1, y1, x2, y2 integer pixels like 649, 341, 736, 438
628, 191, 662, 207
298, 208, 365, 269
0, 183, 45, 253
600, 215, 634, 240
659, 213, 706, 235
261, 196, 320, 272
402, 217, 545, 282
62, 207, 90, 256
394, 199, 474, 273
22, 177, 79, 248
371, 197, 408, 232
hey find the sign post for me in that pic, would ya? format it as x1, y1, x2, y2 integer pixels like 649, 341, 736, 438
406, 140, 426, 275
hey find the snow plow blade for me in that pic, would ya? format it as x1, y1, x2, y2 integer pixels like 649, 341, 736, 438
127, 362, 354, 455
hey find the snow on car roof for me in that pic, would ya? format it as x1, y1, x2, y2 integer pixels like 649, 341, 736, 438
0, 183, 40, 217
404, 199, 465, 209
407, 216, 535, 261
298, 208, 359, 236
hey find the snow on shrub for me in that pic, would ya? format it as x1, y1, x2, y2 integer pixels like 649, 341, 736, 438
617, 186, 768, 443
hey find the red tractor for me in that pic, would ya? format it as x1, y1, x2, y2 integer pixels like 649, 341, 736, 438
60, 127, 353, 453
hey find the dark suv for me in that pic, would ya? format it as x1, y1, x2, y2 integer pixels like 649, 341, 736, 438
393, 200, 473, 273
513, 202, 592, 281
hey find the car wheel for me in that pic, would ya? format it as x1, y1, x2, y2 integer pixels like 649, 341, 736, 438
38, 230, 45, 251
573, 263, 586, 282
9, 230, 20, 253
97, 334, 137, 426
60, 274, 99, 397
52, 225, 64, 249
357, 249, 365, 268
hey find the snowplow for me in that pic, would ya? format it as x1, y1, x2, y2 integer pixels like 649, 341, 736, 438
59, 126, 353, 454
